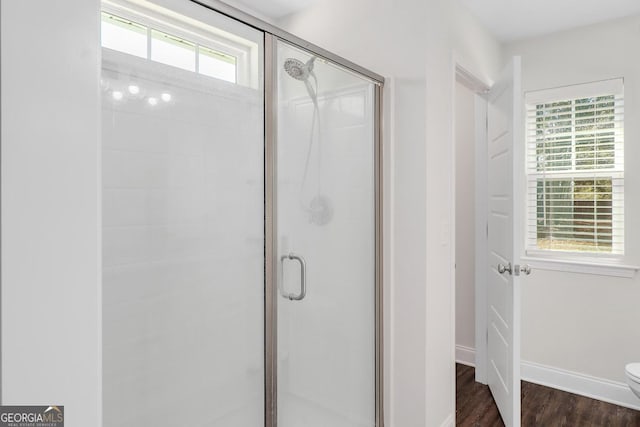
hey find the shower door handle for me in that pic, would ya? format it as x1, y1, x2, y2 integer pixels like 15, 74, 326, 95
280, 253, 307, 301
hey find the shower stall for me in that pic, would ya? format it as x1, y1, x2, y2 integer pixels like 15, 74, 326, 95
101, 1, 383, 426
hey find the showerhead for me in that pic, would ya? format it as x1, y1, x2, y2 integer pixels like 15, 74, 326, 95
284, 57, 315, 81
284, 57, 318, 102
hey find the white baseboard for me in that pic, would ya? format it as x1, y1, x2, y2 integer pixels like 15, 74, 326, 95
521, 360, 640, 411
455, 347, 640, 411
455, 345, 475, 367
439, 413, 454, 427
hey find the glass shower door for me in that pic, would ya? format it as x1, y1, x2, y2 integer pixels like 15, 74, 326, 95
101, 2, 264, 425
275, 39, 378, 427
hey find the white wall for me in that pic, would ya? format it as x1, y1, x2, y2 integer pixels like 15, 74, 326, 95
280, 2, 503, 425
507, 15, 640, 384
455, 82, 476, 354
1, 0, 102, 425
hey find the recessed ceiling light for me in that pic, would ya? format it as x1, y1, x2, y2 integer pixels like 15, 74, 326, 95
161, 93, 172, 102
148, 97, 158, 106
128, 84, 140, 95
112, 91, 124, 101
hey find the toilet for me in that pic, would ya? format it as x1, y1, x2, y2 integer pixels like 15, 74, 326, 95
625, 363, 640, 399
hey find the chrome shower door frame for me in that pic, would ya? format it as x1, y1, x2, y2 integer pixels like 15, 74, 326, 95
189, 2, 384, 426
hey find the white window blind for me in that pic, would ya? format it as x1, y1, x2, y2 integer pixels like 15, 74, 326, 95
525, 79, 624, 255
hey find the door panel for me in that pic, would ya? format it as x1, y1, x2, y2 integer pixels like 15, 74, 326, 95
487, 57, 522, 427
274, 39, 377, 427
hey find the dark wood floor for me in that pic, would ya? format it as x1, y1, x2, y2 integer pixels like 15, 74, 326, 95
456, 363, 640, 427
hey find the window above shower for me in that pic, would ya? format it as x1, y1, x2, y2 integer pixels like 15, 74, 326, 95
101, 0, 261, 89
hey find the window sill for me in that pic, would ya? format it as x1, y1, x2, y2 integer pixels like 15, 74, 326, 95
521, 255, 639, 278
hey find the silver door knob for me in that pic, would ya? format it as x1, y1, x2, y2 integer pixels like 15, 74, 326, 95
520, 264, 531, 275
497, 262, 512, 275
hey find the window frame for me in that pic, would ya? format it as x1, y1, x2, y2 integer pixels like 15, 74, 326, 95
101, 1, 258, 88
523, 79, 628, 267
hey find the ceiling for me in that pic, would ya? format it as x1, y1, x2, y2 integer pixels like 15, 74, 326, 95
460, 0, 640, 42
230, 0, 640, 41
231, 0, 317, 19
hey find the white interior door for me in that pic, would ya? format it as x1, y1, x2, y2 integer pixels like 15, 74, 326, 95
486, 56, 522, 427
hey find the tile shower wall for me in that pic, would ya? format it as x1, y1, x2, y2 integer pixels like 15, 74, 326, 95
101, 54, 264, 426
